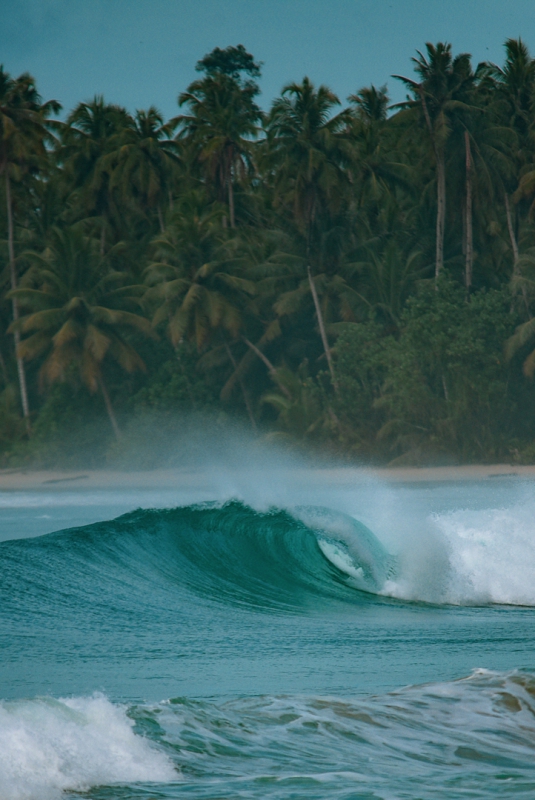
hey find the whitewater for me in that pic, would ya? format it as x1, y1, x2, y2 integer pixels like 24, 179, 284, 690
1, 462, 535, 799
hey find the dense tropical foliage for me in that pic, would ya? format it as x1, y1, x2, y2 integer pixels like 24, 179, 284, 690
3, 41, 535, 466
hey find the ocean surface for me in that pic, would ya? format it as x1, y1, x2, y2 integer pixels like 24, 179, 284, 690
1, 467, 535, 799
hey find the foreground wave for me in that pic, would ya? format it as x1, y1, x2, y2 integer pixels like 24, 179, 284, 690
3, 670, 535, 800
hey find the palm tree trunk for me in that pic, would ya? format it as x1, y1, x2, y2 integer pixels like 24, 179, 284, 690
224, 341, 257, 432
505, 192, 520, 269
505, 192, 528, 311
98, 374, 120, 439
6, 172, 31, 434
228, 173, 236, 228
243, 337, 292, 400
464, 131, 473, 292
435, 150, 446, 280
419, 89, 445, 280
307, 266, 339, 394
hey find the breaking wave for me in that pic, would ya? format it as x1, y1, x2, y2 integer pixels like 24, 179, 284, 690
2, 499, 535, 613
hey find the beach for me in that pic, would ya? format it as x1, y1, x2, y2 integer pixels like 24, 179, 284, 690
0, 462, 534, 492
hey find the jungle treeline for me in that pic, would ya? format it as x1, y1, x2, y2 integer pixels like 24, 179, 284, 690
3, 39, 535, 467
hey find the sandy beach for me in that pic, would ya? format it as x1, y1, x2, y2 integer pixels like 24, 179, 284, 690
0, 463, 534, 492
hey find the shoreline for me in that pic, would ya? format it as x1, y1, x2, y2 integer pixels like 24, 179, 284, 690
0, 463, 534, 492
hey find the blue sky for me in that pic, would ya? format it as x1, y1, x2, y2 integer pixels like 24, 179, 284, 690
3, 0, 535, 118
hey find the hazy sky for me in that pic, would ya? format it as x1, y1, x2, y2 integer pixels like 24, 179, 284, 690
3, 0, 535, 118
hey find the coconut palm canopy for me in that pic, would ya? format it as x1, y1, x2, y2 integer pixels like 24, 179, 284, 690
2, 41, 535, 464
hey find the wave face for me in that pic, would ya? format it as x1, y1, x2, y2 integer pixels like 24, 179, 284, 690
3, 671, 535, 800
0, 501, 383, 617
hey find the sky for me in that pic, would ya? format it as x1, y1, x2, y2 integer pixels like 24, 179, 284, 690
3, 0, 535, 119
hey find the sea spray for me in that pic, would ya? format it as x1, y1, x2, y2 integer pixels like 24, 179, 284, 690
381, 500, 535, 605
0, 694, 175, 800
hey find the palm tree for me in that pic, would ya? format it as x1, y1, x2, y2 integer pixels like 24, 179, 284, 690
451, 103, 515, 291
60, 97, 131, 253
0, 66, 60, 431
145, 192, 254, 348
347, 85, 403, 205
356, 241, 425, 327
110, 107, 180, 232
10, 226, 154, 438
265, 77, 351, 389
176, 73, 262, 228
145, 193, 260, 425
394, 43, 475, 278
481, 38, 535, 144
476, 39, 535, 285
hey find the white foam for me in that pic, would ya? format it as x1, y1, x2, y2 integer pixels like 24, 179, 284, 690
382, 502, 535, 605
0, 694, 176, 800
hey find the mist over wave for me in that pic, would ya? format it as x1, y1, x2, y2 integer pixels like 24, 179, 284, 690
379, 500, 535, 606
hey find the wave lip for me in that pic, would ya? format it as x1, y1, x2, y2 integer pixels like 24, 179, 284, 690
294, 505, 397, 594
0, 694, 176, 800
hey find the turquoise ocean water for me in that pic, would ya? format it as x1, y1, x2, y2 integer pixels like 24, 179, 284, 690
1, 470, 535, 799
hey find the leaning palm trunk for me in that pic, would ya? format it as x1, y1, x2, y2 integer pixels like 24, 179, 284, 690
505, 192, 528, 310
464, 131, 473, 292
5, 173, 31, 434
505, 192, 520, 274
98, 374, 120, 440
224, 341, 257, 432
243, 337, 292, 400
307, 266, 339, 394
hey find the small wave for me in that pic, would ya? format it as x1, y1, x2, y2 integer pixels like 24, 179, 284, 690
126, 669, 535, 800
0, 694, 175, 800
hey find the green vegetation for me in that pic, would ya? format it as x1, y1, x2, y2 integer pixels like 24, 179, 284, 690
3, 40, 535, 466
